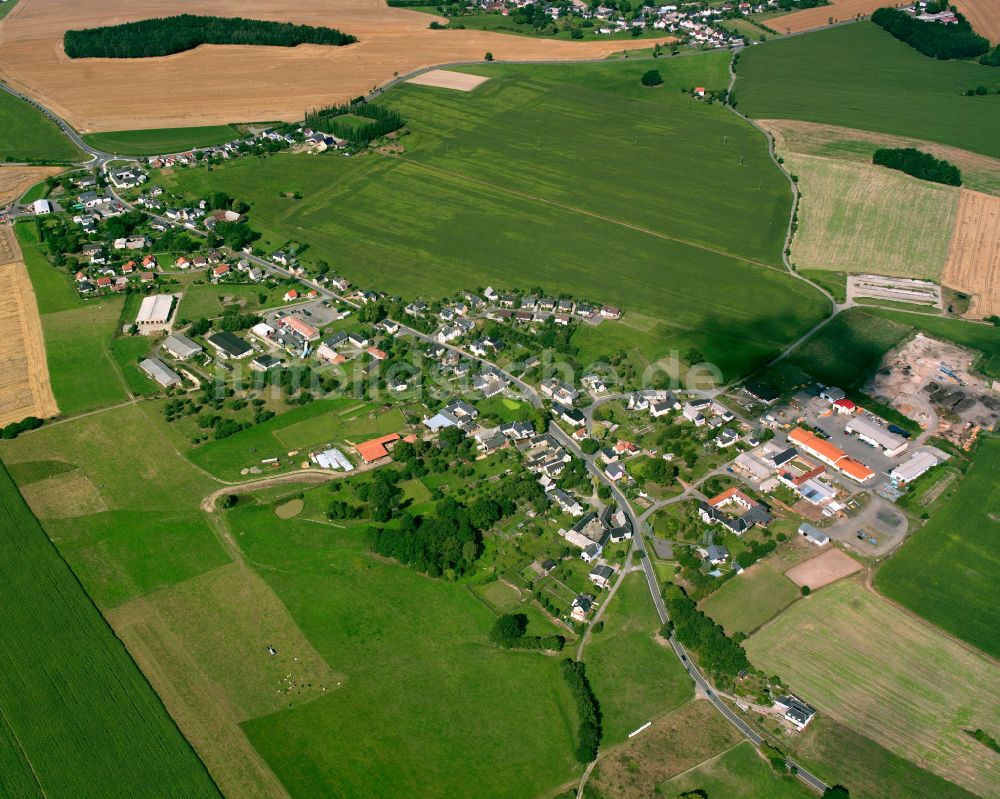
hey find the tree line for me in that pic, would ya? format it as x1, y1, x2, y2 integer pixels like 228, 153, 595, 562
64, 15, 356, 59
303, 102, 405, 146
560, 659, 602, 763
872, 147, 961, 186
489, 613, 564, 652
871, 8, 989, 61
663, 584, 751, 686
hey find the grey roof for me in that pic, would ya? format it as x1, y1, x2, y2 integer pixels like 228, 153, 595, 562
705, 544, 729, 561
590, 564, 615, 580
162, 333, 202, 359
207, 331, 253, 358
140, 358, 180, 387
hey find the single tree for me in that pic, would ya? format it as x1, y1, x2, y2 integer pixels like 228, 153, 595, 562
641, 69, 663, 87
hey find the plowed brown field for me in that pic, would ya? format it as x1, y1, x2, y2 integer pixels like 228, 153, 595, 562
942, 190, 1000, 318
0, 225, 58, 427
0, 0, 670, 132
767, 0, 900, 33
0, 166, 64, 206
954, 0, 1000, 43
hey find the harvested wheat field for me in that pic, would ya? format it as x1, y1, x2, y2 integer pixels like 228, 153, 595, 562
0, 0, 670, 132
784, 152, 959, 278
0, 226, 58, 427
0, 165, 64, 206
954, 0, 1000, 44
942, 190, 1000, 318
767, 0, 891, 33
747, 577, 1000, 797
407, 69, 489, 92
760, 119, 1000, 197
784, 548, 861, 589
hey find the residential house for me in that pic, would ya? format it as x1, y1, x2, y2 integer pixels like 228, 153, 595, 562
589, 564, 615, 589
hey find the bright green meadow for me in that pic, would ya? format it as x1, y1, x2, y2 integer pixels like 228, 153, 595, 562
0, 459, 219, 798
0, 89, 82, 162
157, 56, 829, 381
735, 23, 1000, 159
83, 125, 241, 156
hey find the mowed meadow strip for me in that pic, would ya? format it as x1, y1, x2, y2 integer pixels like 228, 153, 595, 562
0, 459, 220, 798
746, 577, 1000, 798
784, 151, 959, 279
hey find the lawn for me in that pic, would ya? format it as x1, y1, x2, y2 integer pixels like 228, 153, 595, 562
745, 577, 1000, 798
177, 281, 288, 320
786, 152, 959, 279
735, 22, 1000, 157
660, 741, 814, 798
0, 88, 82, 162
0, 459, 220, 798
698, 560, 800, 635
110, 335, 158, 396
584, 572, 693, 746
0, 403, 230, 609
231, 494, 583, 798
83, 125, 241, 156
875, 436, 1000, 659
15, 221, 79, 314
185, 398, 408, 480
735, 22, 1000, 158
159, 56, 829, 382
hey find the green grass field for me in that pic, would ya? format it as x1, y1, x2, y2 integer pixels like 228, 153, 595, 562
584, 573, 693, 746
698, 560, 800, 635
83, 125, 240, 156
875, 437, 1000, 659
0, 89, 82, 162
185, 398, 406, 480
177, 282, 288, 320
786, 308, 911, 389
735, 23, 1000, 158
159, 56, 829, 381
0, 459, 220, 798
0, 404, 230, 608
786, 152, 959, 279
15, 222, 79, 314
232, 492, 583, 798
660, 741, 814, 798
746, 578, 1000, 798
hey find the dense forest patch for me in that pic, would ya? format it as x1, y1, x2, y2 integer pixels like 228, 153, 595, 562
64, 15, 355, 59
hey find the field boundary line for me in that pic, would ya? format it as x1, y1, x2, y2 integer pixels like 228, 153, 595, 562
660, 739, 745, 784
863, 568, 1000, 666
0, 703, 49, 798
381, 153, 789, 275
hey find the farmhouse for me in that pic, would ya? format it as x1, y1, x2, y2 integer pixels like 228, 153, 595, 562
355, 433, 402, 463
161, 333, 202, 360
698, 487, 772, 535
207, 331, 253, 360
134, 294, 174, 333
773, 695, 816, 730
571, 594, 594, 622
589, 564, 615, 589
845, 417, 908, 458
139, 358, 181, 388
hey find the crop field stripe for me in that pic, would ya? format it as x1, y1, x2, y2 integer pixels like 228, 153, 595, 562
383, 150, 789, 274
0, 458, 221, 797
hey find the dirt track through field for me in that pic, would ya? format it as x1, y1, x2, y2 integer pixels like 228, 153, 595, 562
767, 0, 894, 33
0, 166, 64, 206
0, 226, 58, 427
942, 189, 1000, 319
0, 0, 670, 132
954, 0, 1000, 43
